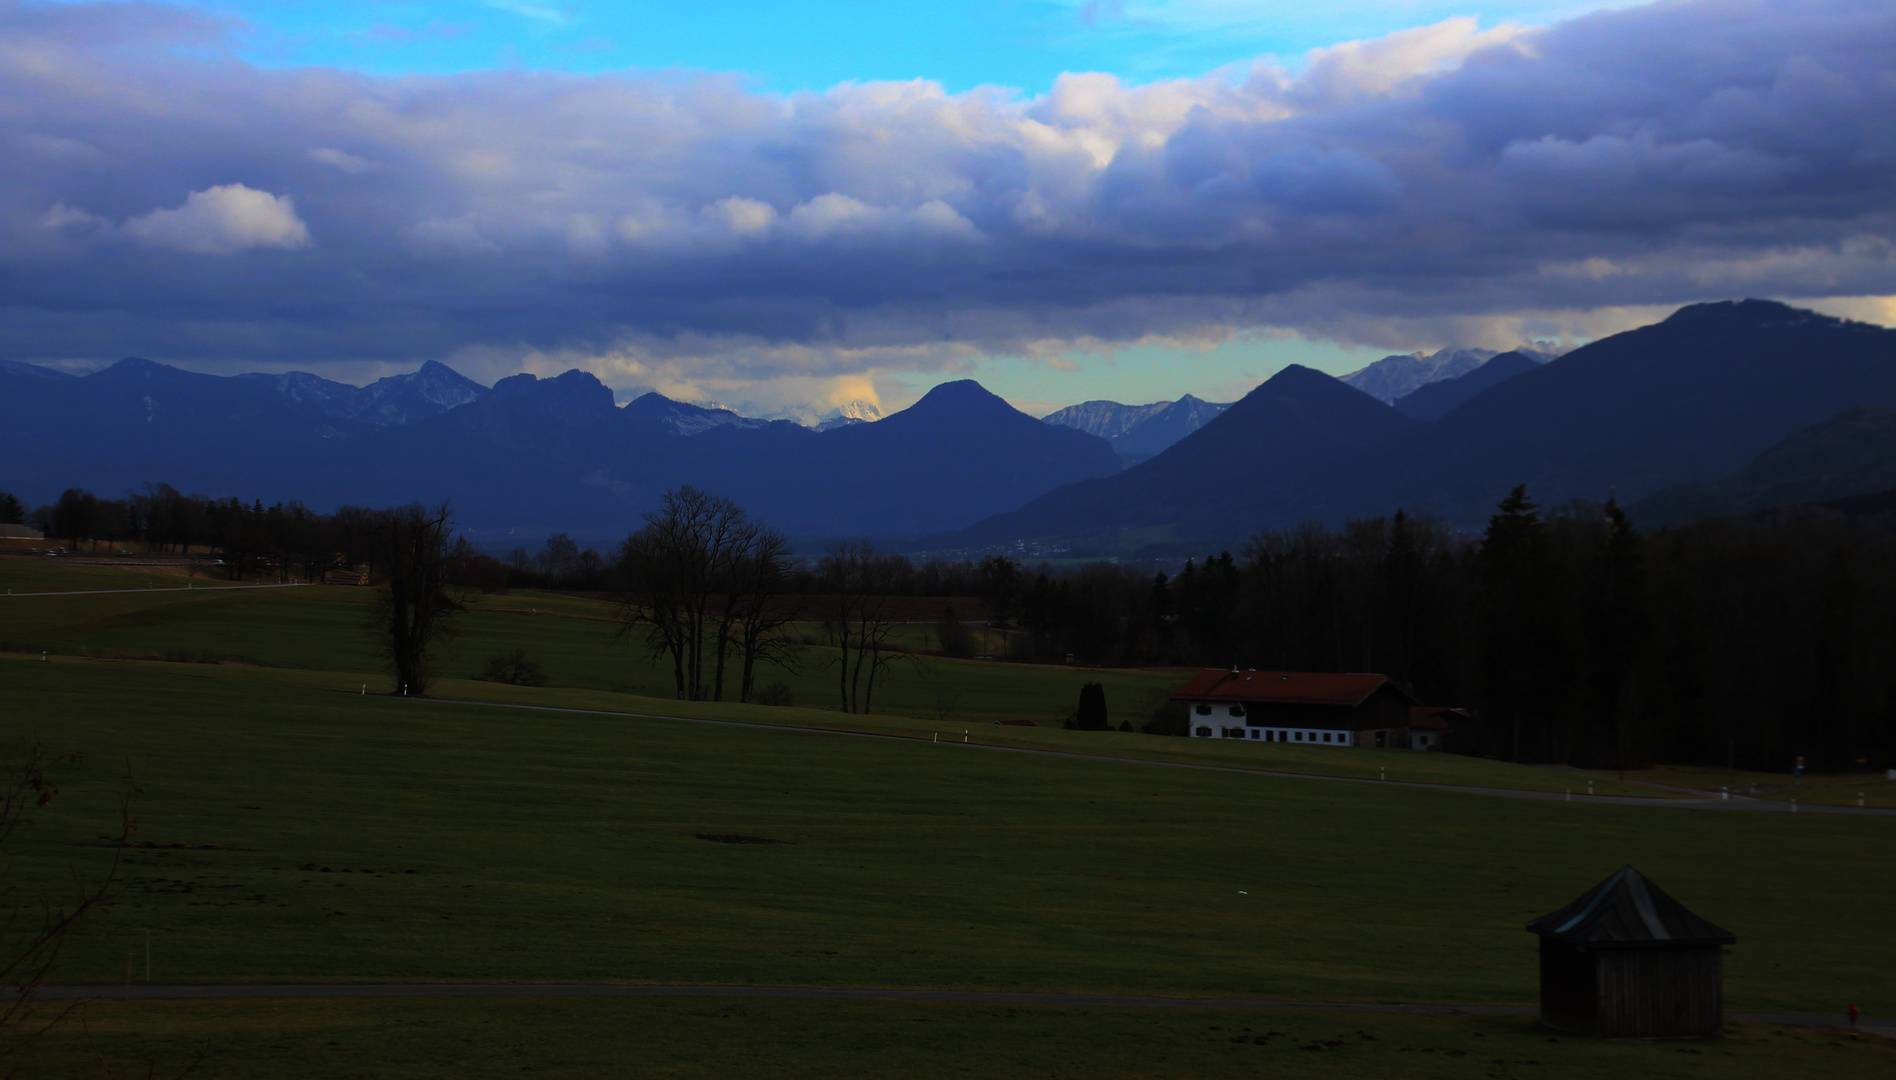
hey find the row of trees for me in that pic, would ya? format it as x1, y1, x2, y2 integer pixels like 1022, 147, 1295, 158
0, 484, 425, 582
14, 478, 1893, 771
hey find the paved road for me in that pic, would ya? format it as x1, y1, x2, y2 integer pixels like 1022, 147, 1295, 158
2, 582, 309, 598
15, 983, 1885, 1036
416, 696, 1896, 817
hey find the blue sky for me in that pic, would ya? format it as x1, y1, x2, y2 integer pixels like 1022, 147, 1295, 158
10, 0, 1893, 415
195, 0, 1629, 93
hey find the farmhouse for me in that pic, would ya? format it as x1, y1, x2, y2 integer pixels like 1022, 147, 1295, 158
1171, 668, 1415, 747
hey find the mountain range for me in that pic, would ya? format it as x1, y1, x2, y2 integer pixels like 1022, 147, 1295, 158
963, 300, 1896, 551
1341, 348, 1495, 403
0, 362, 1117, 542
5, 299, 1894, 550
1391, 351, 1544, 422
1042, 395, 1231, 465
1632, 405, 1896, 524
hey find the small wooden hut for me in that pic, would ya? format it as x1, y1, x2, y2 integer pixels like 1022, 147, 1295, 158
1526, 866, 1735, 1038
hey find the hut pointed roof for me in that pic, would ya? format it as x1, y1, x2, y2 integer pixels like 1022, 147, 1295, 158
1526, 867, 1735, 949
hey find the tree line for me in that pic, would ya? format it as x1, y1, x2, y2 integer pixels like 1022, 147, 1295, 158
10, 479, 1892, 772
993, 488, 1895, 774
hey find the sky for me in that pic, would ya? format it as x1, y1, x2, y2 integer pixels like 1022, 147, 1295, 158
4, 0, 1895, 415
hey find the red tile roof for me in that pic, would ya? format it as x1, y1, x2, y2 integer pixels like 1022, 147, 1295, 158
1169, 669, 1405, 707
1408, 706, 1470, 729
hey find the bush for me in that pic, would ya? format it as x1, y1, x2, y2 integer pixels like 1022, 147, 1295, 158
477, 648, 548, 687
936, 605, 972, 658
755, 681, 795, 707
1142, 699, 1188, 737
1118, 720, 1134, 732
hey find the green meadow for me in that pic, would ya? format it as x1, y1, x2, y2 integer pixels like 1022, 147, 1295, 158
4, 569, 1892, 1077
30, 998, 1895, 1080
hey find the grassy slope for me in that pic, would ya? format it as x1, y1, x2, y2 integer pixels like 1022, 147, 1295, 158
8, 569, 1891, 1077
10, 658, 1893, 1017
0, 584, 1672, 796
0, 557, 221, 593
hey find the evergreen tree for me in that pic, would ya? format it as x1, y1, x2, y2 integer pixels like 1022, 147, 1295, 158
1378, 509, 1423, 687
1476, 485, 1559, 761
1075, 682, 1109, 731
1589, 500, 1649, 772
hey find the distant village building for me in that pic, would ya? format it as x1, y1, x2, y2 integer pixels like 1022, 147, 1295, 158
1527, 866, 1736, 1038
1407, 706, 1470, 751
0, 525, 43, 540
1170, 669, 1415, 747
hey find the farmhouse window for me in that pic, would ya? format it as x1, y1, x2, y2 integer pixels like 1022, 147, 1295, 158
1228, 705, 1245, 716
1195, 726, 1212, 737
1194, 704, 1212, 716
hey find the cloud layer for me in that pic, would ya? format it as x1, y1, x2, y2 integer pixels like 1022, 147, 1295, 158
3, 0, 1894, 397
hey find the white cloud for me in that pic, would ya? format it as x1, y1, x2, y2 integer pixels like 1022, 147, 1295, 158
1291, 16, 1530, 104
308, 147, 378, 174
41, 201, 109, 234
121, 184, 312, 255
782, 194, 983, 242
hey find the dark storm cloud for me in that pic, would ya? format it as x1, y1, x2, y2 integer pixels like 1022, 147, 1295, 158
1, 0, 1893, 382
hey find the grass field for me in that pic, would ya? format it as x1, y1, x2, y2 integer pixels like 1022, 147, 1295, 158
22, 998, 1894, 1080
0, 557, 221, 594
5, 567, 1892, 1077
0, 582, 1686, 796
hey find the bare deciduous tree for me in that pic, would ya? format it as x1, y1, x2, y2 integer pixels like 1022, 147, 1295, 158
372, 502, 460, 695
2, 741, 139, 1076
618, 487, 797, 702
821, 540, 913, 714
726, 528, 801, 704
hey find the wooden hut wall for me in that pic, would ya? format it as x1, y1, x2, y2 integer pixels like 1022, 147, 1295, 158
1593, 946, 1724, 1038
1537, 938, 1596, 1034
1538, 939, 1725, 1038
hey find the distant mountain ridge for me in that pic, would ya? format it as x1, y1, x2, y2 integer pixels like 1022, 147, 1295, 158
0, 361, 1116, 540
235, 361, 486, 429
969, 366, 1423, 548
621, 392, 773, 436
1633, 405, 1896, 524
1343, 346, 1558, 404
1042, 399, 1174, 440
1043, 394, 1231, 465
1341, 348, 1498, 403
10, 298, 1894, 549
1393, 351, 1542, 422
961, 300, 1896, 551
